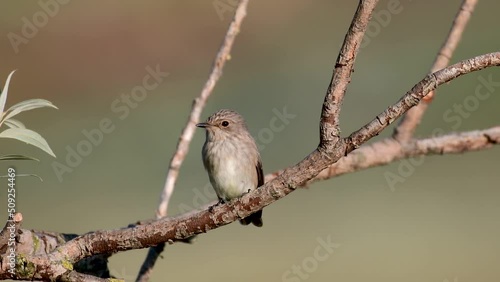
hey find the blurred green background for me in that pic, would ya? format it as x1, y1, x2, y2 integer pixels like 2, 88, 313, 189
1, 1, 500, 281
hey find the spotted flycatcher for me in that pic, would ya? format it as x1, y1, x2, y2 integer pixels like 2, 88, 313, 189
196, 109, 264, 227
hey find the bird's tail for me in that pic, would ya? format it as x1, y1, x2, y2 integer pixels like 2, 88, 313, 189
240, 210, 263, 227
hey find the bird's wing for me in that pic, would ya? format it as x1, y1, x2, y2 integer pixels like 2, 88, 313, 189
256, 160, 264, 187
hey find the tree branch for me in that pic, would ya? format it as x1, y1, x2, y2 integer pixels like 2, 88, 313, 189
320, 0, 379, 150
393, 0, 478, 143
346, 52, 500, 154
267, 126, 500, 185
0, 224, 112, 281
60, 271, 117, 282
0, 213, 22, 253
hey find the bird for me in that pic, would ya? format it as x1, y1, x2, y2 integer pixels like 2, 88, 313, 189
196, 109, 264, 227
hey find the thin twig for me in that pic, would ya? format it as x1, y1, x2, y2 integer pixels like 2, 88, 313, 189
347, 52, 500, 152
266, 126, 500, 185
320, 0, 379, 150
136, 1, 251, 282
393, 0, 478, 143
156, 0, 250, 219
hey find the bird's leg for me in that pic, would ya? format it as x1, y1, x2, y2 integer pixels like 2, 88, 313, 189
209, 198, 225, 213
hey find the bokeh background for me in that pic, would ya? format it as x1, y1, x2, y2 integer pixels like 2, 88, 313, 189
1, 1, 500, 281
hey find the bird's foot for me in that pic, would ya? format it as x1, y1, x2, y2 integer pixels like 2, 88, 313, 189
209, 199, 225, 213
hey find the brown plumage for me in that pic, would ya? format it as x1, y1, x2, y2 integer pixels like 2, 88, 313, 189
197, 109, 264, 227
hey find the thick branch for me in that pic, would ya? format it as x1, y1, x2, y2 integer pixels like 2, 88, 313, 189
0, 227, 111, 281
393, 0, 477, 142
320, 0, 379, 150
0, 213, 22, 253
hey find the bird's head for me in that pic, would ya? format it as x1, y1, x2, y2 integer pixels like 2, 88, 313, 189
196, 109, 248, 141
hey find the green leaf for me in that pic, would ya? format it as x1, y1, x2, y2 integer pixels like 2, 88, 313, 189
2, 99, 58, 123
0, 70, 16, 116
3, 118, 25, 129
0, 173, 43, 181
0, 154, 40, 161
0, 128, 56, 158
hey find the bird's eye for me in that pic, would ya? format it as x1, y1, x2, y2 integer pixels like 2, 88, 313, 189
221, 121, 229, 127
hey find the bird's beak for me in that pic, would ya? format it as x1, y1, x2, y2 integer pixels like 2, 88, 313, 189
196, 122, 210, 128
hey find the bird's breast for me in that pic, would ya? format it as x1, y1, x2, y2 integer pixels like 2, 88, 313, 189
207, 142, 257, 201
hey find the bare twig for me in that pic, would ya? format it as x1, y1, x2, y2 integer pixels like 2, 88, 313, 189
266, 126, 500, 185
320, 0, 379, 150
393, 0, 478, 142
137, 1, 251, 281
347, 52, 500, 153
156, 0, 250, 219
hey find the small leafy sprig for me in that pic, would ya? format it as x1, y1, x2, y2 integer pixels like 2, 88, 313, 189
0, 70, 57, 160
